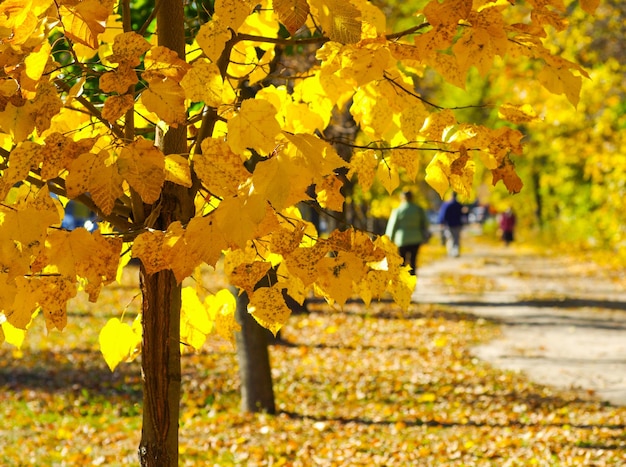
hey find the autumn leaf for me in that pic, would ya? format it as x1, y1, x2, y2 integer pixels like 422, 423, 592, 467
227, 99, 282, 155
194, 138, 250, 197
99, 317, 142, 371
180, 287, 212, 351
247, 284, 291, 336
116, 138, 165, 204
274, 0, 309, 36
492, 156, 524, 194
58, 0, 111, 49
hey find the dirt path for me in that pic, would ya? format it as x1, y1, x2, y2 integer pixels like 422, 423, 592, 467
413, 233, 626, 406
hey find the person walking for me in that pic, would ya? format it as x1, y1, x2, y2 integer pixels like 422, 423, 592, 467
437, 192, 464, 257
499, 207, 517, 246
385, 190, 429, 275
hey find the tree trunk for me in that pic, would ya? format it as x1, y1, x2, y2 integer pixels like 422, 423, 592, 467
234, 291, 276, 414
138, 0, 190, 464
138, 268, 181, 466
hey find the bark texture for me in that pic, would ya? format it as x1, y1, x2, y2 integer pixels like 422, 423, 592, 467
138, 0, 190, 463
234, 291, 276, 414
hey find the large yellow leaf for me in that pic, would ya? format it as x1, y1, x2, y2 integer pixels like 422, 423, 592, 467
227, 99, 282, 155
315, 251, 367, 306
194, 138, 249, 197
208, 289, 239, 345
181, 60, 233, 107
228, 261, 273, 297
248, 284, 291, 336
99, 317, 142, 371
164, 154, 192, 188
315, 174, 344, 211
180, 287, 212, 351
108, 31, 150, 66
117, 138, 165, 204
0, 142, 42, 199
310, 0, 361, 44
58, 0, 111, 49
140, 76, 187, 127
132, 229, 168, 275
196, 20, 231, 63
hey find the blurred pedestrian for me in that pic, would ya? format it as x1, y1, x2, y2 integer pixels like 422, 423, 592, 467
385, 190, 429, 275
499, 207, 516, 246
437, 192, 464, 257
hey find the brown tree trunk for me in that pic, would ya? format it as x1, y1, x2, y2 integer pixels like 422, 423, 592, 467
234, 291, 276, 414
138, 268, 181, 466
138, 0, 190, 463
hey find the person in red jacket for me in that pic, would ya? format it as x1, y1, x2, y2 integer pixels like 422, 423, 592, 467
499, 207, 517, 246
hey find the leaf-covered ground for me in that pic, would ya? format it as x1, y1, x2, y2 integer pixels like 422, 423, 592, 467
1, 263, 625, 466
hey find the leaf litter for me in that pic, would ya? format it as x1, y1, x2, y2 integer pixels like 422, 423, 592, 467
1, 267, 625, 466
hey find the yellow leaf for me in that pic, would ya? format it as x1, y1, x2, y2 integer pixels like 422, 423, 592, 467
99, 317, 142, 371
228, 261, 273, 297
108, 31, 151, 66
23, 40, 51, 82
227, 99, 282, 155
340, 46, 390, 86
274, 0, 309, 36
206, 289, 239, 344
58, 0, 111, 49
376, 159, 400, 195
387, 266, 416, 310
11, 275, 77, 331
1, 320, 26, 349
88, 152, 125, 215
40, 132, 84, 180
315, 175, 344, 211
101, 94, 134, 121
132, 229, 168, 275
248, 284, 291, 336
215, 0, 255, 31
100, 62, 138, 94
315, 251, 367, 306
195, 138, 249, 197
537, 62, 582, 108
183, 216, 227, 269
143, 46, 189, 81
310, 0, 361, 44
424, 152, 450, 198
181, 60, 233, 107
117, 138, 165, 204
283, 132, 347, 179
140, 76, 187, 127
164, 154, 192, 187
180, 287, 212, 350
0, 142, 42, 199
347, 149, 378, 191
498, 103, 539, 124
196, 20, 231, 63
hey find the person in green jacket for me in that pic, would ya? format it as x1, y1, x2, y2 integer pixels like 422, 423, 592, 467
385, 190, 429, 275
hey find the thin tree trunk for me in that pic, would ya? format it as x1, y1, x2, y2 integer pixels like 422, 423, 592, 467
234, 291, 276, 414
138, 268, 181, 466
138, 0, 190, 463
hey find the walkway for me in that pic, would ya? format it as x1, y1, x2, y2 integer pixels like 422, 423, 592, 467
413, 236, 626, 406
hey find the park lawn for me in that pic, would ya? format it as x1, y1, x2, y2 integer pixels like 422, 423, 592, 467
1, 266, 625, 466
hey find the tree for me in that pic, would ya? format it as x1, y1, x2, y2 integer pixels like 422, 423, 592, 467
0, 0, 598, 464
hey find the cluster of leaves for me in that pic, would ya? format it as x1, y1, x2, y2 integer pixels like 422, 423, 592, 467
0, 0, 599, 361
1, 283, 624, 465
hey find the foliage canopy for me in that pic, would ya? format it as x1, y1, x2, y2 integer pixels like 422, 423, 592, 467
0, 0, 599, 361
